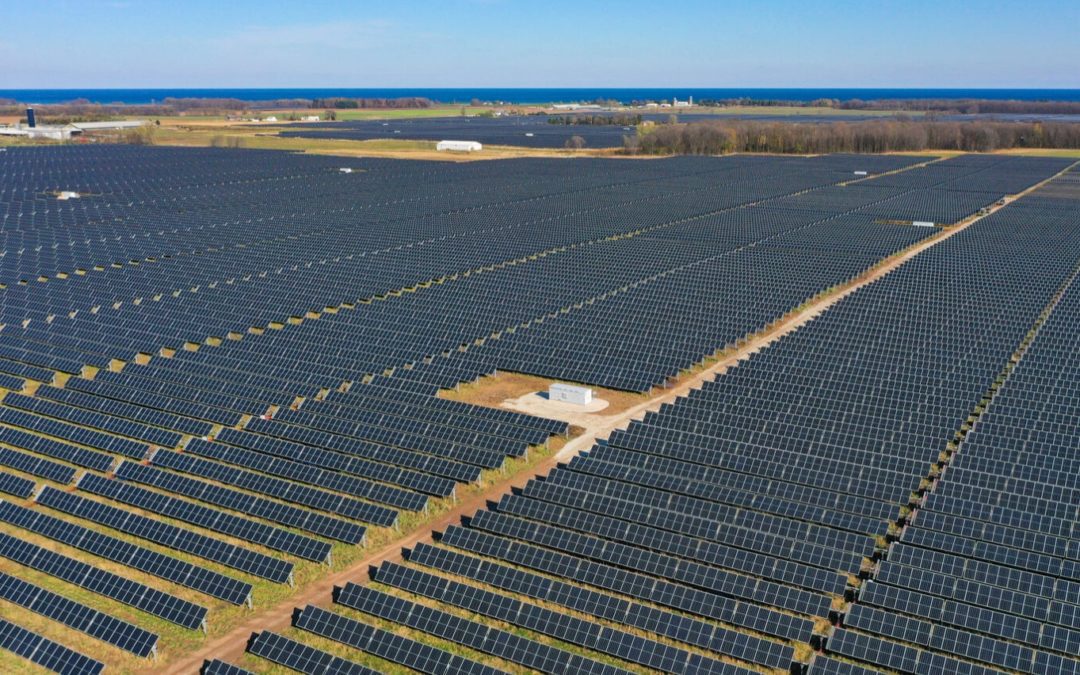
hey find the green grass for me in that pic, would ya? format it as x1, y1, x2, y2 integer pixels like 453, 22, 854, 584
151, 106, 487, 124
328, 106, 488, 120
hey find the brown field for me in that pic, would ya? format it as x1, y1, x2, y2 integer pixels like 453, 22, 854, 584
439, 371, 648, 416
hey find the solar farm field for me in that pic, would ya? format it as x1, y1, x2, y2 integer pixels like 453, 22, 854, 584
274, 112, 942, 151
0, 146, 1077, 675
277, 112, 937, 151
279, 115, 636, 148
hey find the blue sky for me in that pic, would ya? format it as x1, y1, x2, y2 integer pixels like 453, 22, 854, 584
3, 0, 1078, 88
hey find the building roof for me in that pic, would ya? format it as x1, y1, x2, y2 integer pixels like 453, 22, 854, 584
68, 120, 148, 131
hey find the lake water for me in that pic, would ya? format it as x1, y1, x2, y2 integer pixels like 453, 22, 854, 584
4, 88, 1080, 105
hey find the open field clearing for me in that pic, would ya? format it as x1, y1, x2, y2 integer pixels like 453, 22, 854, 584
146, 106, 492, 127
0, 144, 1077, 675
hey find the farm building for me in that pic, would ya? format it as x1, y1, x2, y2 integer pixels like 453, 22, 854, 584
0, 118, 148, 141
436, 140, 482, 152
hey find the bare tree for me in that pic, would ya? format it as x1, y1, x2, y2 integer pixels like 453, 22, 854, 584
632, 119, 1080, 155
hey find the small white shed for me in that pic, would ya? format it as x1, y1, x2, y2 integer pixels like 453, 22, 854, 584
549, 383, 593, 405
437, 140, 482, 152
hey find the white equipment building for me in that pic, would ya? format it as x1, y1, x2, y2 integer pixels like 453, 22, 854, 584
549, 383, 593, 405
436, 140, 482, 152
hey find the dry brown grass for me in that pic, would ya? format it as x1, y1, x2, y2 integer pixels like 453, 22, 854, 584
438, 371, 648, 416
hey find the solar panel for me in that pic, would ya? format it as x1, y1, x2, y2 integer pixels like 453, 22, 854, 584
294, 605, 505, 675
808, 655, 885, 675
37, 485, 293, 584
0, 147, 1077, 675
372, 560, 767, 673
0, 498, 252, 605
202, 659, 255, 675
436, 526, 814, 642
0, 446, 75, 484
247, 631, 381, 675
0, 617, 104, 675
76, 472, 331, 563
0, 571, 158, 657
826, 628, 919, 672
0, 470, 34, 498
404, 541, 794, 669
115, 459, 367, 545
0, 516, 208, 629
214, 426, 455, 498
186, 437, 427, 511
0, 405, 149, 459
0, 424, 114, 472
153, 446, 399, 527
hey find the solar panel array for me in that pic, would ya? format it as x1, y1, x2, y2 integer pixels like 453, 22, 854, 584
235, 160, 1076, 674
0, 571, 158, 657
0, 618, 104, 675
0, 144, 1074, 673
277, 112, 943, 149
280, 115, 636, 148
812, 168, 1080, 674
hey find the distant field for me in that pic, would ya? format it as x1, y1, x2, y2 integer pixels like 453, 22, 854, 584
322, 106, 489, 120
681, 105, 925, 117
995, 147, 1080, 158
149, 106, 488, 126
135, 123, 1080, 161
149, 125, 614, 160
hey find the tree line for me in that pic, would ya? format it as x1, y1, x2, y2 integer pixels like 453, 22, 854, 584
0, 97, 435, 120
547, 114, 643, 126
683, 97, 1080, 115
835, 99, 1080, 115
627, 119, 1080, 155
309, 97, 433, 109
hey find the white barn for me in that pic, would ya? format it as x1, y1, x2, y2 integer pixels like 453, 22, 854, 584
436, 140, 482, 152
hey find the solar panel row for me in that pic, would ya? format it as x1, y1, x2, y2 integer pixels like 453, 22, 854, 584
295, 605, 505, 675
247, 631, 381, 675
272, 160, 1079, 674
0, 146, 1074, 672
76, 471, 332, 562
0, 526, 207, 629
0, 571, 158, 657
821, 167, 1080, 673
0, 498, 253, 605
0, 618, 104, 675
201, 658, 255, 675
36, 485, 294, 583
